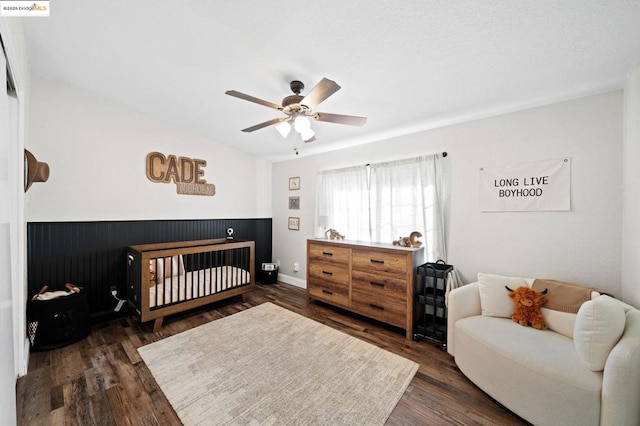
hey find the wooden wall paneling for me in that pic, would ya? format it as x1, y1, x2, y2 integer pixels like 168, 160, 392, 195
27, 219, 272, 320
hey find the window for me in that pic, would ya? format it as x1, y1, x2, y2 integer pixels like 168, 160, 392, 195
316, 154, 447, 261
316, 165, 370, 241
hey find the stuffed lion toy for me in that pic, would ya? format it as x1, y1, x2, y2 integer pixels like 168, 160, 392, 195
505, 286, 548, 330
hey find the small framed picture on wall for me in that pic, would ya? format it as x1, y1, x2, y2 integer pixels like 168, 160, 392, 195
289, 196, 300, 209
289, 176, 300, 190
288, 217, 300, 231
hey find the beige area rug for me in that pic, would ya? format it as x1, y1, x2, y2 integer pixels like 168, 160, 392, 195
138, 302, 418, 425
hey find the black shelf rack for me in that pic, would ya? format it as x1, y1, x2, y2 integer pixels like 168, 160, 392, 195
415, 261, 453, 350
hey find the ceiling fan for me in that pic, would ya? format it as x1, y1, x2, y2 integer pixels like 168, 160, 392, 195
225, 78, 366, 144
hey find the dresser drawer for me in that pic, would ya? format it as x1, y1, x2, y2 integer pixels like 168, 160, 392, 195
308, 279, 349, 307
308, 262, 349, 286
351, 287, 406, 328
351, 249, 408, 276
351, 270, 407, 301
308, 243, 350, 266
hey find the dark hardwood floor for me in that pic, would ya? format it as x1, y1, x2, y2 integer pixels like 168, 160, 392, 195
16, 282, 530, 425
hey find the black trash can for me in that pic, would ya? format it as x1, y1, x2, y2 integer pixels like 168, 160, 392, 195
261, 263, 279, 284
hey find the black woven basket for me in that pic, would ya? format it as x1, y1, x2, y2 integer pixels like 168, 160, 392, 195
27, 291, 90, 351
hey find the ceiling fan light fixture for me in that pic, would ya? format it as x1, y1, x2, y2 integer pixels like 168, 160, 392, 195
275, 120, 291, 138
300, 127, 315, 142
294, 115, 311, 132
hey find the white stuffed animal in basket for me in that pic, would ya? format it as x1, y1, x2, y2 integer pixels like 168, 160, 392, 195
32, 283, 81, 301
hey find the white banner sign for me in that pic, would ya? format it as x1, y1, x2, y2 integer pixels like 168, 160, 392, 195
479, 158, 571, 212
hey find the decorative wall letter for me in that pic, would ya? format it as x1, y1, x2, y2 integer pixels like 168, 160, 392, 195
146, 151, 216, 196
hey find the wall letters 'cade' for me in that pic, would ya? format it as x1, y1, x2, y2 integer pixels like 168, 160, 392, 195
145, 152, 216, 196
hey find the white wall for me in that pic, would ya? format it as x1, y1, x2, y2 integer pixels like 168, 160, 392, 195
27, 74, 272, 222
1, 16, 29, 426
273, 91, 625, 299
622, 65, 640, 308
0, 40, 17, 426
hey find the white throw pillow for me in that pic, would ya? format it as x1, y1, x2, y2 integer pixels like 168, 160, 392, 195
541, 291, 599, 338
574, 295, 626, 371
540, 308, 577, 338
478, 273, 530, 318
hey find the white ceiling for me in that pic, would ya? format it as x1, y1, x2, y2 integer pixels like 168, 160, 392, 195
22, 0, 640, 161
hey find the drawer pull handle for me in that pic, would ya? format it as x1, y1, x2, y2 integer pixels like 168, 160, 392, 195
370, 259, 385, 264
322, 289, 333, 295
369, 303, 384, 310
322, 251, 333, 256
370, 281, 385, 287
322, 271, 333, 276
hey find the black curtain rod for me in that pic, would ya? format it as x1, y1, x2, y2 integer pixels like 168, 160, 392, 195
364, 152, 448, 167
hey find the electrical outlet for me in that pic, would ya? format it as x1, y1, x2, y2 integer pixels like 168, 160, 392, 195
110, 285, 117, 293
293, 262, 299, 272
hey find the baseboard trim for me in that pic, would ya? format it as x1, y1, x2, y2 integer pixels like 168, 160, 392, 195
20, 338, 29, 377
277, 273, 306, 289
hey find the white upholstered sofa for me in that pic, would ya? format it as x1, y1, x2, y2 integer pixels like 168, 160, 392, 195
447, 273, 640, 426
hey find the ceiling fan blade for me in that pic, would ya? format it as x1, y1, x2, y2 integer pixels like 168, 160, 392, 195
304, 135, 317, 143
225, 90, 282, 110
313, 112, 367, 127
301, 78, 341, 110
241, 117, 284, 132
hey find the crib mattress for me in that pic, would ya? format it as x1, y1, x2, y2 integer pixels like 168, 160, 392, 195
149, 266, 250, 308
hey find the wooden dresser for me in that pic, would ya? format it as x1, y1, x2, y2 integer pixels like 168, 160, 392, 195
307, 239, 424, 339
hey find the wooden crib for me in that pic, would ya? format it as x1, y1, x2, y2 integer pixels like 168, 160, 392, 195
127, 238, 255, 332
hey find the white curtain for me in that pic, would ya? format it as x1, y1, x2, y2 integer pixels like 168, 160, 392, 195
316, 154, 459, 297
316, 165, 370, 241
370, 154, 447, 262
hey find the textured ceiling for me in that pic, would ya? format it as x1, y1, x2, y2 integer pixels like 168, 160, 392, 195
22, 0, 640, 161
